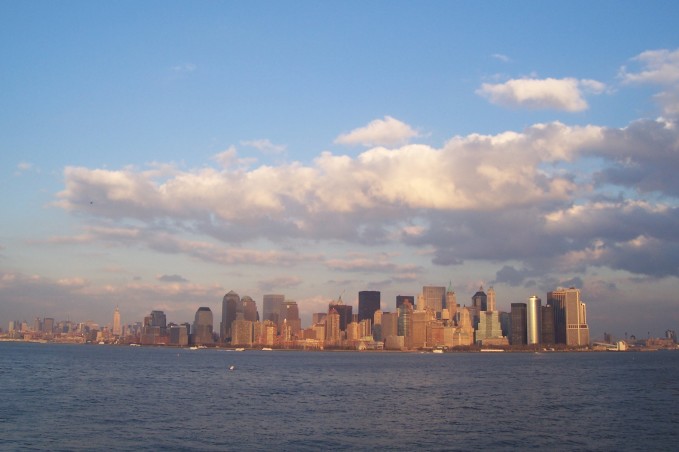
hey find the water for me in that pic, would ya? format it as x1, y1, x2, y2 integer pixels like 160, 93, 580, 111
1, 343, 677, 451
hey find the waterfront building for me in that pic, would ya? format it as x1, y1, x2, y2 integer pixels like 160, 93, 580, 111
547, 287, 590, 346
527, 296, 542, 345
476, 311, 504, 344
43, 317, 54, 335
470, 286, 487, 328
221, 291, 240, 342
192, 307, 214, 345
451, 307, 474, 346
169, 324, 189, 346
358, 291, 381, 323
540, 304, 555, 345
510, 303, 527, 345
231, 319, 254, 346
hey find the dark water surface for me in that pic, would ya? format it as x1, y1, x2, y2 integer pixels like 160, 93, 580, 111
1, 342, 677, 451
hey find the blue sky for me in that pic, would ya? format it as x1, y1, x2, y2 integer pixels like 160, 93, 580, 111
2, 1, 679, 338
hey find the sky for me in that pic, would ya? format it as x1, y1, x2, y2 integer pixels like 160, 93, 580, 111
2, 1, 679, 339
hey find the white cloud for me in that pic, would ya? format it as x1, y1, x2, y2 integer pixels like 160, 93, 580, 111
240, 139, 287, 154
334, 116, 419, 147
476, 77, 606, 111
491, 53, 511, 63
620, 48, 679, 85
172, 63, 196, 73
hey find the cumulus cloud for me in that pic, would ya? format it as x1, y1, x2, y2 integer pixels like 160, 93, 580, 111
53, 113, 679, 282
476, 77, 605, 111
619, 48, 679, 117
334, 116, 419, 147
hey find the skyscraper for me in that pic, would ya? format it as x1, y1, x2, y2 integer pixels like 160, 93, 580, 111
221, 290, 240, 342
112, 306, 122, 337
241, 296, 260, 322
263, 294, 284, 325
280, 300, 301, 335
396, 295, 415, 310
487, 286, 497, 312
510, 303, 527, 345
329, 297, 352, 331
358, 291, 380, 323
446, 284, 458, 321
526, 295, 542, 345
547, 287, 590, 346
422, 286, 446, 314
398, 300, 413, 347
192, 307, 214, 345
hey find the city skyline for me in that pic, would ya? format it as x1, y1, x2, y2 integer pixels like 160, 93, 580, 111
2, 2, 679, 339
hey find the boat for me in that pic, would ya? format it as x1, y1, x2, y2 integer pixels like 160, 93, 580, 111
261, 347, 272, 351
480, 349, 505, 352
235, 348, 245, 352
432, 349, 444, 354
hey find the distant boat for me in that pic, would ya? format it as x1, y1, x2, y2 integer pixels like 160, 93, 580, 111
432, 349, 444, 354
480, 349, 504, 352
98, 341, 105, 345
261, 347, 273, 351
189, 346, 198, 350
228, 365, 235, 371
235, 348, 245, 352
129, 344, 140, 347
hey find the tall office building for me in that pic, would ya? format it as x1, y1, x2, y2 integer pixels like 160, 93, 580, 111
358, 291, 381, 323
472, 286, 488, 311
397, 300, 413, 345
396, 295, 415, 310
411, 310, 428, 349
487, 286, 497, 312
476, 311, 504, 344
231, 319, 254, 346
263, 294, 284, 325
150, 310, 167, 334
422, 286, 446, 314
112, 306, 122, 336
541, 305, 555, 344
446, 284, 458, 322
510, 303, 527, 345
221, 290, 240, 342
241, 296, 260, 322
381, 312, 399, 340
325, 308, 341, 345
280, 300, 301, 335
193, 307, 214, 345
329, 297, 352, 331
547, 287, 590, 346
43, 318, 55, 335
527, 296, 542, 345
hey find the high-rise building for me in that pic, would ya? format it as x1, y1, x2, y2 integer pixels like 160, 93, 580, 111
527, 296, 542, 345
263, 294, 284, 325
169, 324, 189, 346
487, 286, 497, 312
42, 318, 54, 335
329, 297, 352, 331
358, 291, 381, 323
193, 307, 214, 345
422, 286, 446, 314
381, 312, 399, 341
476, 311, 504, 344
112, 307, 122, 337
547, 287, 590, 346
242, 296, 259, 322
446, 284, 458, 322
398, 301, 413, 346
280, 300, 301, 335
510, 303, 527, 346
325, 308, 341, 345
541, 305, 555, 344
221, 291, 240, 342
231, 319, 254, 346
472, 286, 488, 311
396, 295, 415, 310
